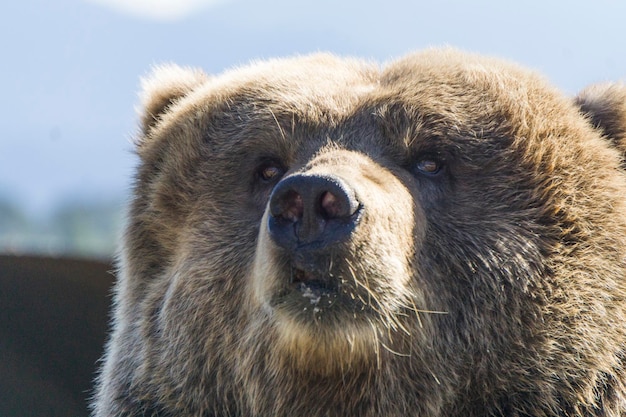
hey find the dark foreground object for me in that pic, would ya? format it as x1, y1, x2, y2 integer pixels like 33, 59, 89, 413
0, 255, 114, 417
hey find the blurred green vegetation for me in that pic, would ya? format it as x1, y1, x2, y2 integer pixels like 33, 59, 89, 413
0, 196, 125, 260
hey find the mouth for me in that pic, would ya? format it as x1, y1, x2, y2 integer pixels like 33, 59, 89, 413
265, 260, 377, 327
290, 268, 339, 310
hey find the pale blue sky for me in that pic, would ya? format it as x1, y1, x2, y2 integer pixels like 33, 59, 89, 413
1, 0, 625, 217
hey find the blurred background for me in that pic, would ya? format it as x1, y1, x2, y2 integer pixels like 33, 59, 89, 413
1, 0, 625, 260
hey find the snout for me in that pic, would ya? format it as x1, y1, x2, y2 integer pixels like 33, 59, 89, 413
268, 174, 362, 251
251, 153, 419, 344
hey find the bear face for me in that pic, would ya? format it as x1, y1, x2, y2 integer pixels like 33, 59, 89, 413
94, 49, 626, 417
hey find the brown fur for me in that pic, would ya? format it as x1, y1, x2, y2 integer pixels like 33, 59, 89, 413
94, 49, 626, 416
576, 83, 626, 161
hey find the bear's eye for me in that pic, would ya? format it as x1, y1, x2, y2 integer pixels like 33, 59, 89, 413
415, 158, 443, 176
257, 161, 286, 183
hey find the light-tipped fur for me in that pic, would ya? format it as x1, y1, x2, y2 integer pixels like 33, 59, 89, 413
94, 49, 626, 417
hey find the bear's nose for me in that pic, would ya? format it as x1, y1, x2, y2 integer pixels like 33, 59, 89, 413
268, 174, 361, 250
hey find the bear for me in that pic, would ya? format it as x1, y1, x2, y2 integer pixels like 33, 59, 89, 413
93, 49, 626, 416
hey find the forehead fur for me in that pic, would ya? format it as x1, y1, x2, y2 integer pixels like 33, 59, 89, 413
380, 48, 560, 124
136, 54, 380, 156
137, 48, 617, 170
144, 54, 378, 120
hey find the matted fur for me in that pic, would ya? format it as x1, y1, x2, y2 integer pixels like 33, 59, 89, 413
94, 49, 626, 416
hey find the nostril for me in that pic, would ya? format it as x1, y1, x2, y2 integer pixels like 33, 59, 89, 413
279, 190, 304, 222
320, 191, 340, 219
320, 191, 346, 219
320, 187, 359, 220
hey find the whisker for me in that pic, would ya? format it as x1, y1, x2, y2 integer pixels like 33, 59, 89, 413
380, 342, 411, 357
366, 318, 381, 370
406, 293, 424, 329
268, 107, 286, 142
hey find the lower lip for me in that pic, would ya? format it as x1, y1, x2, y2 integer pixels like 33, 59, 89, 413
294, 281, 337, 306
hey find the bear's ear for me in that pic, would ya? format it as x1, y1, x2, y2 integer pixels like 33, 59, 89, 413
139, 64, 210, 134
575, 83, 626, 156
